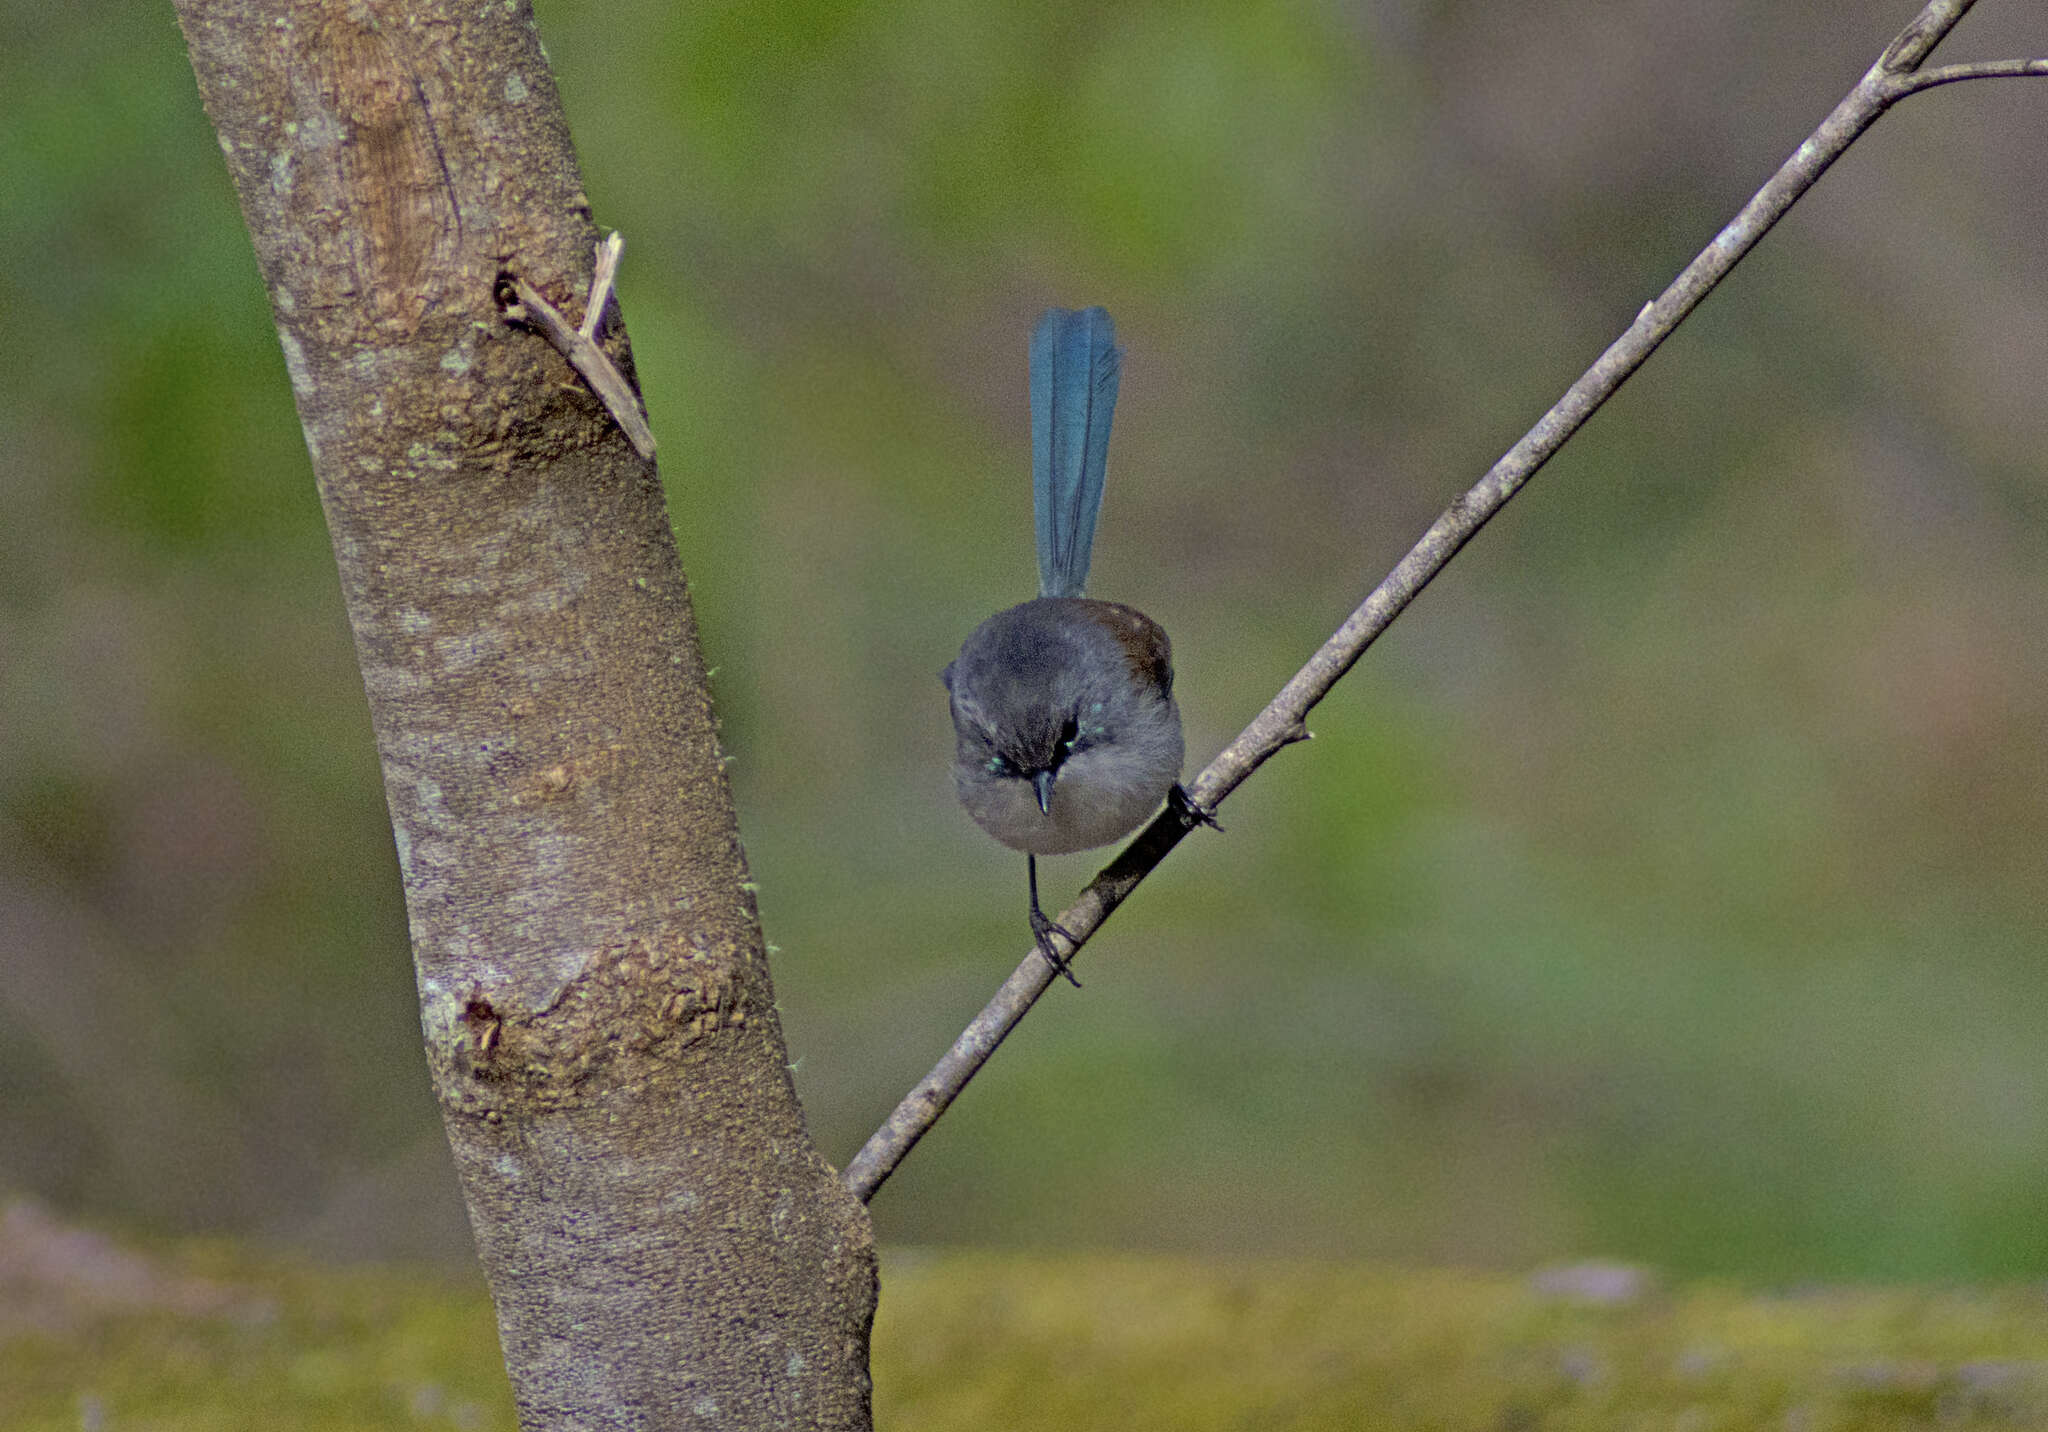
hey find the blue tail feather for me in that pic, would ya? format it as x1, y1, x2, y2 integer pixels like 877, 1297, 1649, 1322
1030, 306, 1121, 599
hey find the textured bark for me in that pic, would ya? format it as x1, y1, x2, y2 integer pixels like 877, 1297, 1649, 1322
172, 2, 877, 1426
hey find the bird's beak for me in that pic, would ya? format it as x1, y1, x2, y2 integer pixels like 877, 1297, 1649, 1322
1031, 768, 1057, 817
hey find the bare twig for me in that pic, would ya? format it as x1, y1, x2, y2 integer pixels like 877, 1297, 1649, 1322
1885, 57, 2048, 96
842, 0, 2048, 1204
502, 231, 657, 459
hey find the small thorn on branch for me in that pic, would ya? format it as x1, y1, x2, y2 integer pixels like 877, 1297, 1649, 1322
501, 231, 657, 460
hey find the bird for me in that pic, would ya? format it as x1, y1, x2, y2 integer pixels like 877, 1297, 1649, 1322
942, 306, 1198, 986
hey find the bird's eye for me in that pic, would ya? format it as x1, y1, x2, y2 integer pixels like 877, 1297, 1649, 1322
1057, 715, 1081, 758
986, 754, 1013, 776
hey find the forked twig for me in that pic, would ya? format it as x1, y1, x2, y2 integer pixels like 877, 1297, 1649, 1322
842, 0, 2048, 1204
502, 231, 657, 459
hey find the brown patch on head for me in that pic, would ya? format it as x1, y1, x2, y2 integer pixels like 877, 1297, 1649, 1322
1072, 599, 1174, 698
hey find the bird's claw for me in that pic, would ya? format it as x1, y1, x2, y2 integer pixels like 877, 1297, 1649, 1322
1168, 783, 1223, 833
1029, 909, 1083, 988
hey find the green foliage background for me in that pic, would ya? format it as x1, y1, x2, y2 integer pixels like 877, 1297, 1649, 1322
3, 0, 2047, 1280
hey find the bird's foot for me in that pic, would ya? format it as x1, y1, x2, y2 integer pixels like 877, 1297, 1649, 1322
1029, 908, 1083, 988
1168, 783, 1223, 833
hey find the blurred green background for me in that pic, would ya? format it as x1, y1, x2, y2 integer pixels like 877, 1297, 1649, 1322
3, 0, 2046, 1283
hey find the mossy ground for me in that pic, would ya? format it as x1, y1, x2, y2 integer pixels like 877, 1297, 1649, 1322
7, 1227, 2048, 1430
876, 1253, 2048, 1430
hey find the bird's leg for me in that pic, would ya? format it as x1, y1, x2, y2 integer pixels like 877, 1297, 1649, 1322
1027, 854, 1082, 988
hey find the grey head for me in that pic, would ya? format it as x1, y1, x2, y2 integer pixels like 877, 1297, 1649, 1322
943, 596, 1184, 857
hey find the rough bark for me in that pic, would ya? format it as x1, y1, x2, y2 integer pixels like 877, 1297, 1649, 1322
172, 2, 877, 1426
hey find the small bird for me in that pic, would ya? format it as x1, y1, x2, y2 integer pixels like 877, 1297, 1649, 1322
943, 306, 1190, 985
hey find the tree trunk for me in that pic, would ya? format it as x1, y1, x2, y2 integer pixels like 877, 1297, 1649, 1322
172, 2, 877, 1426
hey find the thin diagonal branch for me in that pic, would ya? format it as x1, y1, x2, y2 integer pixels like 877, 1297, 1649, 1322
843, 0, 2046, 1204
